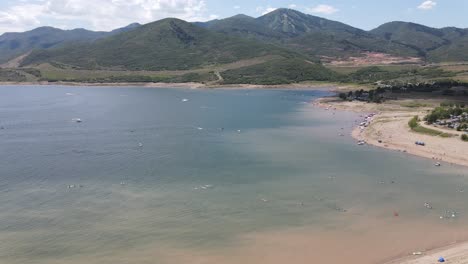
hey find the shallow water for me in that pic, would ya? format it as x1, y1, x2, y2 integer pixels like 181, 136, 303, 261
0, 85, 467, 264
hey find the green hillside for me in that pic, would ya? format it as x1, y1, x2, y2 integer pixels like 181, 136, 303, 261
21, 18, 305, 71
371, 22, 468, 61
222, 57, 337, 84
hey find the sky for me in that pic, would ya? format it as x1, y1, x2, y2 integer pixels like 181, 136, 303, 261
0, 0, 466, 34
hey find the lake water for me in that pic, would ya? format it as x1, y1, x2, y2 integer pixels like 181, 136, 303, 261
0, 85, 467, 264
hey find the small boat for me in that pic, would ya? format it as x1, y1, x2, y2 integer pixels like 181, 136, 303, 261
72, 118, 82, 123
138, 143, 143, 147
182, 98, 189, 102
434, 162, 441, 167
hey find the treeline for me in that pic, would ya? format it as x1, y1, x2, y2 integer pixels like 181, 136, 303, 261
338, 87, 387, 103
383, 79, 468, 95
425, 103, 467, 124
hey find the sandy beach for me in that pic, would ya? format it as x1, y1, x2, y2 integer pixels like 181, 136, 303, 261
315, 97, 468, 168
387, 242, 468, 264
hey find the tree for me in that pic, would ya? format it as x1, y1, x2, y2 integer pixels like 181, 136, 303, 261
408, 116, 419, 129
339, 93, 347, 100
462, 134, 468, 142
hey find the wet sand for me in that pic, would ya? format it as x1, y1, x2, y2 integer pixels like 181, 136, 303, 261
24, 217, 466, 264
388, 242, 468, 264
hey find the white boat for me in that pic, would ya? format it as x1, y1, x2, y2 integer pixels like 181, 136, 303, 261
182, 98, 189, 102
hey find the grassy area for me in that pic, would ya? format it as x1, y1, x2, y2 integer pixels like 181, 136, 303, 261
326, 64, 420, 75
400, 102, 431, 108
439, 64, 468, 73
408, 116, 455, 137
412, 125, 454, 137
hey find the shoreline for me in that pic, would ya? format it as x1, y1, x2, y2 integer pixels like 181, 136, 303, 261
384, 241, 468, 264
314, 97, 468, 168
0, 80, 359, 91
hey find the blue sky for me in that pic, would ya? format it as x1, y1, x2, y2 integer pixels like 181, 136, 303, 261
0, 0, 465, 34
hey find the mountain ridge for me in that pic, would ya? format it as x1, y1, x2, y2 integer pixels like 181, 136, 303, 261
0, 23, 141, 64
20, 18, 306, 71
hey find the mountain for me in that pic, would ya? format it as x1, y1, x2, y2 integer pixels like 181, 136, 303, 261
0, 23, 141, 64
256, 8, 362, 36
196, 14, 288, 41
8, 7, 468, 85
21, 18, 304, 71
371, 21, 468, 61
198, 8, 420, 59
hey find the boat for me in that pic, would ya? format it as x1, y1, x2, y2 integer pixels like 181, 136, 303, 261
182, 98, 189, 102
434, 162, 441, 167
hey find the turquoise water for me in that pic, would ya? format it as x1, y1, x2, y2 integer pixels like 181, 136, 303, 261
0, 86, 467, 264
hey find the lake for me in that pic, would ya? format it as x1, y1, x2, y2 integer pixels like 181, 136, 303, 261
0, 85, 467, 264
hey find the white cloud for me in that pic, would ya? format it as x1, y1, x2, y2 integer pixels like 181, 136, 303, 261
417, 0, 437, 10
288, 4, 297, 9
0, 0, 216, 34
307, 4, 339, 15
0, 3, 46, 32
234, 5, 240, 9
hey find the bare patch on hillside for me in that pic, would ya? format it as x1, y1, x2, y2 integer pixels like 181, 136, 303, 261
322, 52, 422, 66
0, 51, 32, 68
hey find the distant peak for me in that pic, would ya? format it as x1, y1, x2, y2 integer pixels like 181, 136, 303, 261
265, 8, 303, 15
230, 14, 254, 19
125, 23, 141, 28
